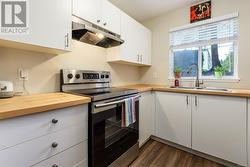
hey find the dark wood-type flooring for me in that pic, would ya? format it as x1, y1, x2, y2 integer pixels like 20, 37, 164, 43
130, 140, 225, 167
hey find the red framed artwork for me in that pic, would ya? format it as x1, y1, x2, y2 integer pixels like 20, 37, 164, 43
190, 1, 211, 23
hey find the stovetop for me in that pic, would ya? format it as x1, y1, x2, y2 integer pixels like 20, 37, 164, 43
65, 87, 139, 101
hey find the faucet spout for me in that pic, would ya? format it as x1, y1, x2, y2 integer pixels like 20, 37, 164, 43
187, 64, 203, 87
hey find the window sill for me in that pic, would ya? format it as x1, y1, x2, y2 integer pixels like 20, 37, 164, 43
168, 77, 240, 83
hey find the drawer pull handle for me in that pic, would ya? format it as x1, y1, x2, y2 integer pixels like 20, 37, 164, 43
51, 142, 58, 148
51, 119, 58, 124
52, 164, 58, 167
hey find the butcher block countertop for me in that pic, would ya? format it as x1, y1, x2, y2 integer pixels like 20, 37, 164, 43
0, 93, 91, 120
119, 84, 250, 98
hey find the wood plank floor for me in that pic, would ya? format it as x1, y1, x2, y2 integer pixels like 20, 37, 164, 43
130, 140, 225, 167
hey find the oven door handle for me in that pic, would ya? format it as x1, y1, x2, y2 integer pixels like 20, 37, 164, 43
94, 95, 141, 108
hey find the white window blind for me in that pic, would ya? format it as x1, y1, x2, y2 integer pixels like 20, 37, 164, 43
170, 15, 239, 47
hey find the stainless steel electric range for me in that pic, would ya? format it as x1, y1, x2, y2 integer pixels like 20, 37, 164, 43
60, 69, 140, 167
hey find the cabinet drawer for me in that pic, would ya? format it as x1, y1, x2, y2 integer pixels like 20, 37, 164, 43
0, 105, 87, 149
0, 122, 87, 167
32, 141, 88, 167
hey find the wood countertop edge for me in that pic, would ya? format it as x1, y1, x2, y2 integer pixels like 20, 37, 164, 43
152, 88, 250, 98
0, 95, 91, 120
119, 84, 250, 98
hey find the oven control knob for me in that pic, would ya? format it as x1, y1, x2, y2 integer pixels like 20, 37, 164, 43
75, 74, 81, 79
67, 73, 73, 79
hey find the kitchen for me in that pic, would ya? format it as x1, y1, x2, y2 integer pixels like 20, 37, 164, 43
0, 0, 250, 167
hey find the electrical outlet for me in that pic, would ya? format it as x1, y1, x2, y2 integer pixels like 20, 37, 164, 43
19, 69, 28, 81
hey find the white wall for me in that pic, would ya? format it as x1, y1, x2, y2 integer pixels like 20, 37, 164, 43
0, 40, 140, 94
140, 0, 250, 89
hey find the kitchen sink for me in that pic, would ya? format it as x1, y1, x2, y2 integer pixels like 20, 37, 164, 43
170, 86, 196, 89
170, 86, 230, 92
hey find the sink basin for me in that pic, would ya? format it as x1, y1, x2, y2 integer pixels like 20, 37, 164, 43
170, 86, 230, 92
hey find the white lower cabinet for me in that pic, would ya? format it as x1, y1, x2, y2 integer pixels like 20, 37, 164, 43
248, 98, 250, 167
192, 95, 247, 166
0, 104, 88, 167
0, 105, 87, 150
32, 141, 88, 167
155, 92, 192, 148
155, 92, 247, 166
139, 92, 155, 147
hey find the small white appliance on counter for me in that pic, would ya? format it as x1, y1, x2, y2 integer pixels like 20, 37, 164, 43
0, 81, 14, 98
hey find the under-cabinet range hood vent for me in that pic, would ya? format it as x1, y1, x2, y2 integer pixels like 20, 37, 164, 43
72, 15, 124, 48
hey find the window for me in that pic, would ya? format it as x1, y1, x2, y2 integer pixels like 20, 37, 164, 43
170, 13, 239, 80
173, 47, 198, 77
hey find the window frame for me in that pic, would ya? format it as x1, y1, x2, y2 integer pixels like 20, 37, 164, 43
169, 40, 239, 81
169, 13, 240, 82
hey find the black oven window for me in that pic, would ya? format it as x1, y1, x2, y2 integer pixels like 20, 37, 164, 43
105, 104, 134, 148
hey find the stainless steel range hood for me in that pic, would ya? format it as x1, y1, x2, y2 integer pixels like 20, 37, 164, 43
72, 15, 124, 48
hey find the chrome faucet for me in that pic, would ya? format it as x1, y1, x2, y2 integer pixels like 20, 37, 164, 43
187, 64, 203, 88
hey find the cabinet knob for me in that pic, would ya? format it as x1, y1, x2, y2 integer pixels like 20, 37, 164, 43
97, 20, 101, 23
103, 22, 107, 26
52, 164, 58, 167
51, 119, 58, 124
51, 142, 58, 148
195, 96, 198, 106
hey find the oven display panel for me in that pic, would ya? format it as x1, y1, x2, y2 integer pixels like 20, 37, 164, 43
83, 73, 100, 80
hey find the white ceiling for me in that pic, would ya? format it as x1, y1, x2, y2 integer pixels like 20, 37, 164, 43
109, 0, 198, 22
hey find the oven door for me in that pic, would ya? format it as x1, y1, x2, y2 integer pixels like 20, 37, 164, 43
89, 95, 139, 167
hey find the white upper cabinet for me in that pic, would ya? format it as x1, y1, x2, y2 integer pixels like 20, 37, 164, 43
101, 0, 121, 34
0, 0, 71, 54
192, 95, 247, 166
107, 11, 152, 66
72, 0, 151, 65
107, 12, 138, 63
73, 0, 121, 35
72, 0, 102, 26
139, 24, 152, 65
155, 92, 192, 148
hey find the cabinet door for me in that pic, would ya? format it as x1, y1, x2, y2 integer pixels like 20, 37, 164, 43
139, 92, 155, 147
155, 92, 191, 148
248, 99, 250, 167
0, 0, 71, 51
106, 11, 138, 63
192, 95, 247, 166
140, 26, 152, 65
120, 11, 139, 62
0, 123, 86, 167
106, 10, 152, 66
32, 141, 87, 167
101, 0, 121, 34
0, 105, 88, 149
72, 0, 101, 26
